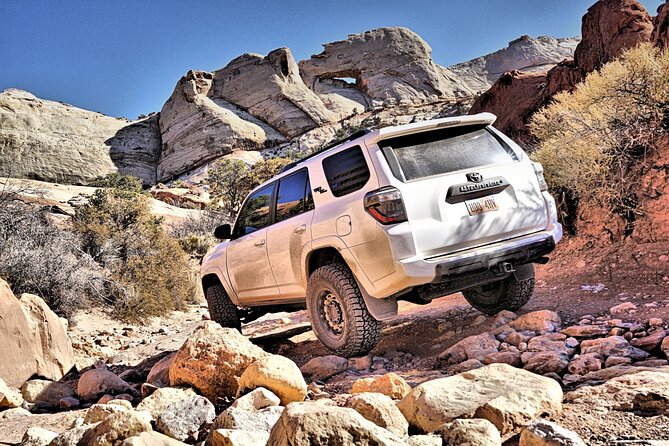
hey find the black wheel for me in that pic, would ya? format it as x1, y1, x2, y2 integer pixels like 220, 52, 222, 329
306, 263, 381, 358
205, 283, 240, 330
462, 265, 535, 315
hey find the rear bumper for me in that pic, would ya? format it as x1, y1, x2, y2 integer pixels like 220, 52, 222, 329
367, 223, 562, 298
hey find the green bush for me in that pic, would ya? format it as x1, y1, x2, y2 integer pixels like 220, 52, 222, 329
531, 43, 669, 226
74, 174, 195, 322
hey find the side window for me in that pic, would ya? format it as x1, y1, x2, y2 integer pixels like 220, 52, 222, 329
322, 146, 370, 197
275, 169, 313, 223
234, 184, 274, 236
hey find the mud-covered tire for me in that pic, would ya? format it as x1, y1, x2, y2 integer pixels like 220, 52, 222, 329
205, 284, 240, 330
306, 263, 381, 358
462, 265, 535, 315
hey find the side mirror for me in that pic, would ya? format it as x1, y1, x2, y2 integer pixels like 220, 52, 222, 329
214, 224, 232, 240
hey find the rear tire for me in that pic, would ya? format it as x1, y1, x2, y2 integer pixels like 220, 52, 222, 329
462, 265, 535, 315
306, 263, 381, 358
205, 284, 241, 330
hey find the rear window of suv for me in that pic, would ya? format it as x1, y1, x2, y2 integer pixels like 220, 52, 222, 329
378, 124, 518, 182
322, 146, 370, 197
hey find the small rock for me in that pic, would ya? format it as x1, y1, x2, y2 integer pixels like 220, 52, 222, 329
345, 392, 409, 437
662, 336, 669, 358
567, 353, 602, 375
211, 429, 269, 446
439, 418, 501, 446
472, 315, 487, 326
609, 327, 625, 336
121, 431, 189, 446
0, 407, 31, 419
509, 310, 561, 334
58, 396, 81, 410
231, 387, 280, 412
519, 419, 586, 446
348, 355, 373, 371
84, 403, 131, 424
580, 336, 650, 360
438, 332, 500, 364
633, 359, 668, 367
610, 302, 637, 314
238, 355, 307, 405
80, 410, 152, 446
300, 355, 348, 381
406, 435, 442, 446
483, 351, 522, 367
630, 330, 667, 351
449, 358, 485, 374
560, 325, 609, 338
77, 368, 131, 401
22, 379, 75, 406
522, 351, 569, 375
604, 356, 632, 367
649, 318, 663, 326
20, 426, 58, 446
212, 406, 284, 433
350, 372, 411, 400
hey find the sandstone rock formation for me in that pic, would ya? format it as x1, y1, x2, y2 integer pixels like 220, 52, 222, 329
109, 114, 162, 185
655, 1, 669, 48
0, 279, 38, 387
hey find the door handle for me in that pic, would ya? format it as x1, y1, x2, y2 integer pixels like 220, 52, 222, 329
294, 225, 307, 234
254, 239, 266, 247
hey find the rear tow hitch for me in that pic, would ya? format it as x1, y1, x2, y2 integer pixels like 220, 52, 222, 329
494, 262, 515, 275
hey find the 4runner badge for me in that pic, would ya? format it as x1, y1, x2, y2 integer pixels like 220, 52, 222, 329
466, 172, 483, 183
314, 186, 328, 194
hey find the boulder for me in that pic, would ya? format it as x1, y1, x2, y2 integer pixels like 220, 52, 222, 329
84, 404, 132, 424
439, 418, 502, 446
77, 368, 132, 401
574, 0, 653, 73
397, 363, 562, 438
108, 114, 162, 185
168, 321, 267, 401
629, 329, 667, 350
519, 420, 586, 446
662, 335, 669, 358
564, 370, 669, 414
509, 311, 561, 334
154, 394, 215, 442
345, 393, 409, 437
50, 419, 97, 446
22, 379, 75, 406
522, 351, 570, 375
0, 279, 41, 387
212, 406, 284, 433
609, 302, 637, 314
237, 355, 307, 405
121, 432, 188, 446
210, 429, 270, 446
146, 353, 175, 388
20, 426, 59, 446
580, 336, 649, 360
157, 71, 285, 181
19, 293, 75, 382
135, 387, 196, 421
438, 333, 500, 364
0, 407, 31, 419
231, 387, 281, 412
350, 372, 411, 400
567, 353, 603, 375
300, 355, 348, 381
79, 410, 153, 446
266, 402, 404, 446
0, 377, 23, 408
483, 351, 522, 367
526, 333, 575, 355
406, 435, 442, 446
562, 365, 669, 386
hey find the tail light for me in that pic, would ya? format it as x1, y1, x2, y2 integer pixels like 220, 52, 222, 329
532, 162, 548, 192
364, 187, 407, 224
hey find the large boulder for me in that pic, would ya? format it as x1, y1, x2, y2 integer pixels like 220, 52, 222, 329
397, 363, 562, 439
19, 293, 75, 381
574, 0, 653, 73
266, 402, 404, 446
237, 355, 307, 405
77, 368, 132, 401
157, 70, 285, 181
168, 321, 268, 401
345, 393, 409, 438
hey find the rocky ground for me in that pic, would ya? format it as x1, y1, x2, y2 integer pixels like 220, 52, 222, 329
2, 256, 669, 445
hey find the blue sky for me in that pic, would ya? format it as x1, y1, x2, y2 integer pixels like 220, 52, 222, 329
1, 0, 663, 119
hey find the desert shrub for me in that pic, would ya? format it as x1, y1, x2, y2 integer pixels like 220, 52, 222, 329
531, 43, 669, 227
169, 210, 223, 256
89, 172, 144, 193
74, 175, 195, 322
0, 183, 108, 319
208, 157, 292, 218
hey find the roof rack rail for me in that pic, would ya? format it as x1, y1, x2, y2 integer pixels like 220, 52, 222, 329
280, 128, 372, 173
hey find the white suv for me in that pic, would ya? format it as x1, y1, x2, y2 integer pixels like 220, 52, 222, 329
201, 113, 562, 357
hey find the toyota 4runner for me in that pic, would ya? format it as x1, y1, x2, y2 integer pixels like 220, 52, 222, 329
201, 113, 563, 357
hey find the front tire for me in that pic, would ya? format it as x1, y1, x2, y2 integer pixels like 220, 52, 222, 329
462, 265, 535, 315
306, 263, 381, 358
205, 284, 241, 330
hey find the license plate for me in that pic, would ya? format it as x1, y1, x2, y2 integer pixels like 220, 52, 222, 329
465, 196, 499, 215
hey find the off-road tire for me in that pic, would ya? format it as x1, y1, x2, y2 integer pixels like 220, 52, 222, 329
306, 263, 381, 358
462, 266, 535, 315
205, 284, 241, 330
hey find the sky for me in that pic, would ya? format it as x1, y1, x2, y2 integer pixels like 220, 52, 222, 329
1, 0, 664, 119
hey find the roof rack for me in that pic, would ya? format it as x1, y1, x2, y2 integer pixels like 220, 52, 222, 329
280, 128, 372, 173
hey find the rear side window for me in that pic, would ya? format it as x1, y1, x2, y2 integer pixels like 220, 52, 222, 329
379, 125, 518, 182
275, 169, 314, 223
234, 184, 274, 236
322, 146, 370, 197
